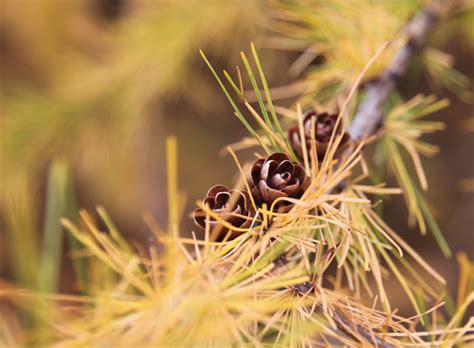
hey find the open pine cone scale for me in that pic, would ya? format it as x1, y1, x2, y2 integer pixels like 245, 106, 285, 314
287, 110, 352, 162
248, 152, 311, 209
193, 185, 256, 240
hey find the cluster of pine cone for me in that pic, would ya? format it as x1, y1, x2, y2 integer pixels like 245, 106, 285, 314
193, 110, 351, 240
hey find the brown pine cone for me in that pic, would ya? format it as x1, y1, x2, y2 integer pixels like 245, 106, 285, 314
193, 185, 256, 240
247, 153, 311, 209
287, 110, 351, 162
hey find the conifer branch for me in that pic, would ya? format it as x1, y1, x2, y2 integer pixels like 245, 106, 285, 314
286, 6, 449, 346
348, 7, 438, 140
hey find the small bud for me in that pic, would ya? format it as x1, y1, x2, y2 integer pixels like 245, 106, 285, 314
293, 281, 314, 295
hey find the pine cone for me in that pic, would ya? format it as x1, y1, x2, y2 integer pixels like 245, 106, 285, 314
247, 153, 311, 209
193, 185, 255, 240
287, 110, 351, 162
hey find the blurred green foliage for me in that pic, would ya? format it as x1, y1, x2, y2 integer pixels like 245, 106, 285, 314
0, 0, 263, 291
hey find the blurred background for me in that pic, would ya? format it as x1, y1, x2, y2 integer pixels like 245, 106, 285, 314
0, 0, 472, 320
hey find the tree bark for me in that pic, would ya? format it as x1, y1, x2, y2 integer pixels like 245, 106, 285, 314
348, 9, 437, 140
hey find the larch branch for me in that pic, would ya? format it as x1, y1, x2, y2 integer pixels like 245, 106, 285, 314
348, 8, 438, 140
